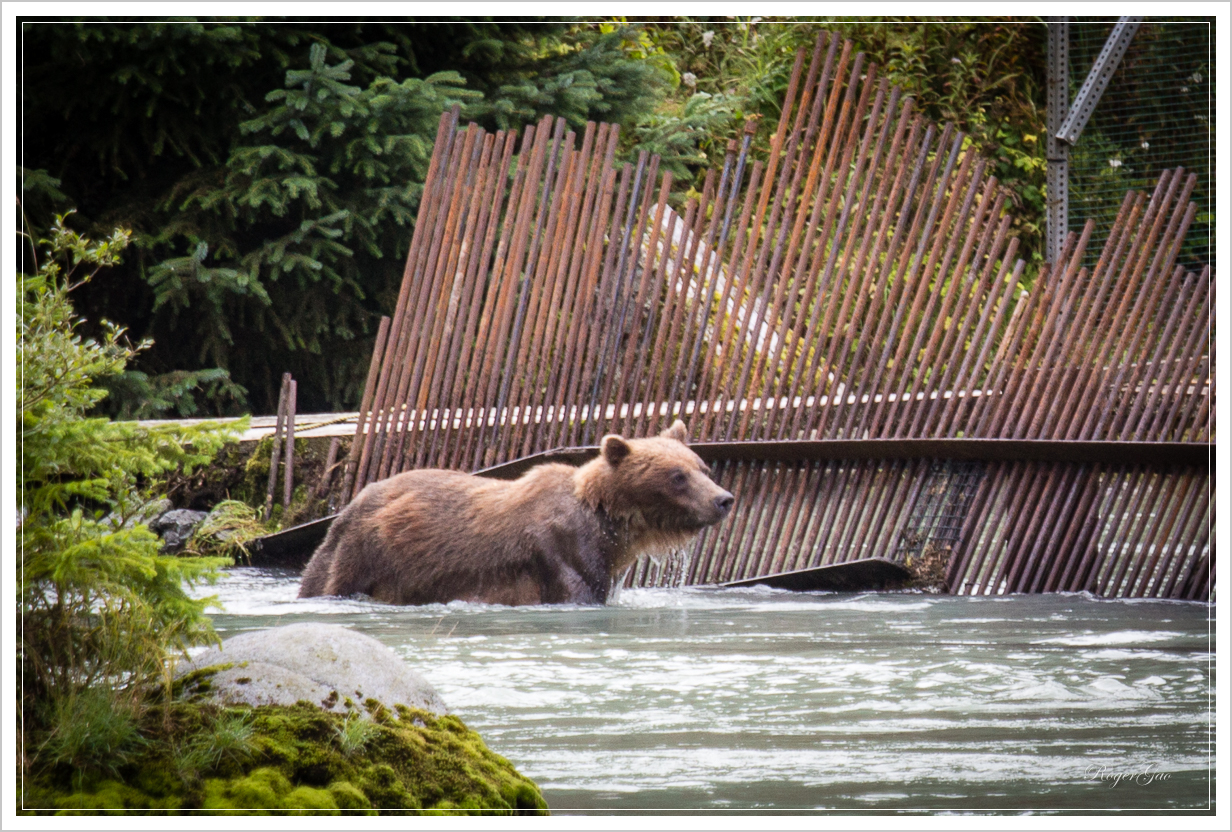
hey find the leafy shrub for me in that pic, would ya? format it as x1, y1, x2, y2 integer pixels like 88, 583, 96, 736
19, 214, 242, 775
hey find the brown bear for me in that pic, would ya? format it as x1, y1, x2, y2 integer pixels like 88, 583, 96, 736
298, 421, 734, 605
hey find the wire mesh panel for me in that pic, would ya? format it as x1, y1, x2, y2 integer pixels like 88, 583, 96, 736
1068, 18, 1213, 273
894, 460, 985, 560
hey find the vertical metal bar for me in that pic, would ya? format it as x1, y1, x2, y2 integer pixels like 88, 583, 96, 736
553, 126, 621, 447
937, 243, 1021, 437
743, 48, 857, 440
595, 155, 662, 438
804, 86, 913, 440
1045, 192, 1140, 439
1123, 469, 1194, 596
575, 158, 635, 446
697, 154, 764, 440
856, 125, 957, 439
736, 50, 866, 442
1157, 268, 1212, 441
638, 197, 702, 436
1039, 464, 1103, 592
1073, 169, 1182, 438
352, 109, 461, 495
467, 121, 551, 469
1046, 17, 1069, 264
488, 118, 569, 463
862, 129, 965, 439
944, 459, 1003, 594
339, 315, 389, 501
610, 170, 674, 438
383, 119, 479, 477
830, 115, 931, 441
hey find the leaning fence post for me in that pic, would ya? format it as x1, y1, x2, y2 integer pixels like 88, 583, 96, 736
283, 378, 298, 510
312, 436, 341, 503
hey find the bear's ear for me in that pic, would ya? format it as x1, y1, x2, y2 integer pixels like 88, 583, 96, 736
660, 420, 689, 445
601, 434, 632, 465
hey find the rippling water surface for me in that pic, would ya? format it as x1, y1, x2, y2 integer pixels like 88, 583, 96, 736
201, 568, 1213, 814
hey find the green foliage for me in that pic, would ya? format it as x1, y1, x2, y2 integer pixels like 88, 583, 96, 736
36, 688, 147, 789
181, 500, 268, 562
629, 91, 740, 183
19, 218, 243, 773
172, 712, 255, 782
20, 700, 550, 815
333, 713, 380, 758
98, 367, 248, 420
132, 43, 479, 415
471, 24, 671, 132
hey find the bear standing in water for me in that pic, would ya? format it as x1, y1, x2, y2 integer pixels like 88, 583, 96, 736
298, 421, 734, 605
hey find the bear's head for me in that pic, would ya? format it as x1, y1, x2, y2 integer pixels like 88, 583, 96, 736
576, 420, 734, 560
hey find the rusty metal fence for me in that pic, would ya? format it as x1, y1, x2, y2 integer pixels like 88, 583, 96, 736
333, 32, 1212, 601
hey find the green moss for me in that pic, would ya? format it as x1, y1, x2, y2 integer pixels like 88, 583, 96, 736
236, 437, 275, 507
328, 781, 376, 813
234, 436, 342, 527
171, 663, 234, 699
21, 698, 549, 816
198, 767, 344, 814
23, 779, 182, 815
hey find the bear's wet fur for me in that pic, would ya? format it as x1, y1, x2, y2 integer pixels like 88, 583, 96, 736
298, 421, 734, 605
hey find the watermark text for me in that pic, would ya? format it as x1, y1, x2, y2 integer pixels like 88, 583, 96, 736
1086, 762, 1172, 788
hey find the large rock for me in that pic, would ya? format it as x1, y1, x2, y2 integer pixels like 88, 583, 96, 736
177, 623, 448, 715
151, 508, 208, 551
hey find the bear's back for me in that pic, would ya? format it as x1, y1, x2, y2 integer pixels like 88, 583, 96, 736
330, 465, 613, 605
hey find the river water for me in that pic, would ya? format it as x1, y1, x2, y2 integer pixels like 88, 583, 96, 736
200, 567, 1214, 814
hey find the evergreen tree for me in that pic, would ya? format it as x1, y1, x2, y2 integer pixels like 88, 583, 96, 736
19, 215, 239, 771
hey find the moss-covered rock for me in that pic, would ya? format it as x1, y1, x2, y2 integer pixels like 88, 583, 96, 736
177, 623, 449, 715
19, 699, 548, 816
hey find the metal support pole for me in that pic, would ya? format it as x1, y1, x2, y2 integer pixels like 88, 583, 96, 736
1055, 17, 1142, 145
1046, 17, 1069, 264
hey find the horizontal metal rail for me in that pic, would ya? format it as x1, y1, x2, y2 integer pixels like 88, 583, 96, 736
475, 438, 1212, 480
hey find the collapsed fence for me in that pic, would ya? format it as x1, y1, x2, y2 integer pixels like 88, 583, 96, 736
327, 31, 1212, 601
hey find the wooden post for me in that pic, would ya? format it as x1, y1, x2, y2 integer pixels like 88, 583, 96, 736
264, 373, 291, 521
311, 436, 341, 502
283, 378, 298, 509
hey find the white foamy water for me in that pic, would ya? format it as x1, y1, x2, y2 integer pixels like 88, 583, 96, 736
200, 569, 1214, 813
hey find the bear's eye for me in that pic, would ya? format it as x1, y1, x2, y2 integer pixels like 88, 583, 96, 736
671, 470, 689, 489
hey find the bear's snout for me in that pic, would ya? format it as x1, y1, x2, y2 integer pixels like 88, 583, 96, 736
714, 492, 734, 517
